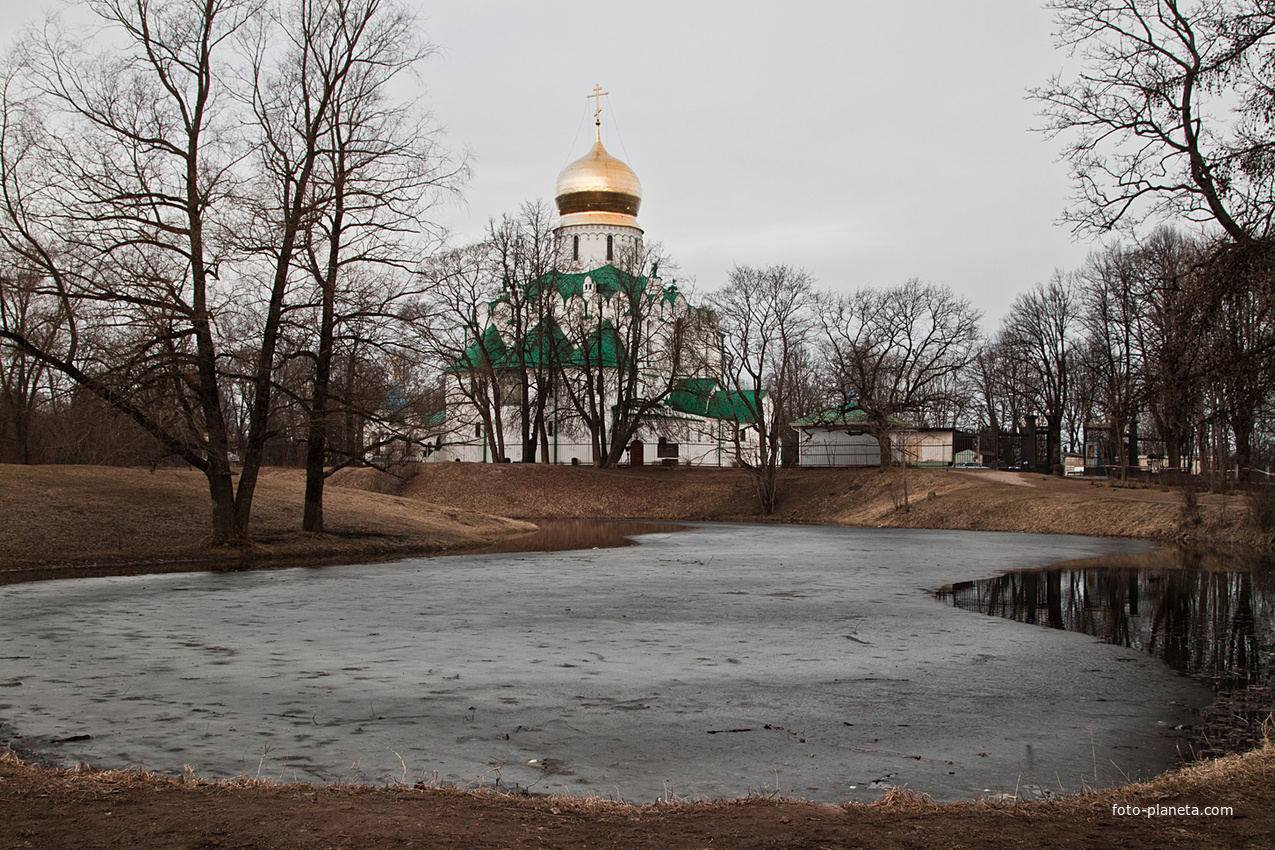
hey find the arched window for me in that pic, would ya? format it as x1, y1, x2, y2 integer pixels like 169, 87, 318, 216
606, 234, 613, 262
572, 235, 579, 261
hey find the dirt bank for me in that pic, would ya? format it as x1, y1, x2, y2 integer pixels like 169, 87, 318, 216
0, 464, 533, 584
334, 462, 1273, 548
2, 744, 1272, 850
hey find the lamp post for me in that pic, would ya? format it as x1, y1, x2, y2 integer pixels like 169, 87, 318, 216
901, 428, 916, 513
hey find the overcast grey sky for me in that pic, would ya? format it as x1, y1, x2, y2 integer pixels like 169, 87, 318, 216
1, 1, 1099, 325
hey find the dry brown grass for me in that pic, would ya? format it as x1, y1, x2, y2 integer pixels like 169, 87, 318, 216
5, 742, 1275, 849
7, 738, 1273, 811
0, 463, 532, 579
333, 462, 1275, 549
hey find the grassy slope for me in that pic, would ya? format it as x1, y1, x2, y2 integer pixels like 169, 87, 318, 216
0, 464, 534, 573
3, 462, 1263, 575
332, 462, 1271, 547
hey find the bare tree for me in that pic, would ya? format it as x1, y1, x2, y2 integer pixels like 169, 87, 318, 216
486, 201, 558, 463
0, 0, 452, 543
1077, 229, 1209, 477
971, 339, 1026, 439
1138, 228, 1207, 473
1034, 0, 1275, 241
418, 243, 510, 462
1198, 239, 1275, 482
0, 265, 66, 463
819, 280, 981, 468
998, 273, 1081, 474
1079, 245, 1145, 478
0, 0, 255, 544
278, 0, 457, 532
711, 264, 814, 513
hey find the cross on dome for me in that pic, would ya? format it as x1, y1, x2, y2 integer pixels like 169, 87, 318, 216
588, 84, 608, 129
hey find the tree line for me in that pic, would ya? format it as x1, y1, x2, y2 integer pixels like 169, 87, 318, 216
983, 229, 1275, 483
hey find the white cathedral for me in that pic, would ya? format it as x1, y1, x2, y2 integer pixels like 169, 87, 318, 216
424, 94, 765, 467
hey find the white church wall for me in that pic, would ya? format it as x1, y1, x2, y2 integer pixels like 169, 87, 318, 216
422, 406, 764, 468
554, 223, 642, 271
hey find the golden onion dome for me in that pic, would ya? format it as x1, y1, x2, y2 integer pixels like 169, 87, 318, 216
554, 134, 642, 219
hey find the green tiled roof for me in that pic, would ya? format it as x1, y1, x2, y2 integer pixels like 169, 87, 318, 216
446, 324, 510, 372
664, 377, 719, 417
708, 389, 764, 424
663, 379, 765, 425
566, 318, 625, 368
534, 264, 677, 305
516, 318, 573, 367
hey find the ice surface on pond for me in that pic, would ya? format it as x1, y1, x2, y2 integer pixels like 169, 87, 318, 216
0, 524, 1210, 802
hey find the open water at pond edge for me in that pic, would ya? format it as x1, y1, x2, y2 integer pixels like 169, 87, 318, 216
0, 524, 1241, 803
935, 546, 1275, 760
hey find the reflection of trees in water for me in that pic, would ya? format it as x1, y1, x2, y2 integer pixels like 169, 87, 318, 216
938, 548, 1275, 758
939, 553, 1275, 692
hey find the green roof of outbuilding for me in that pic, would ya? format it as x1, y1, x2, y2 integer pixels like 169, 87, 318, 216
791, 404, 907, 428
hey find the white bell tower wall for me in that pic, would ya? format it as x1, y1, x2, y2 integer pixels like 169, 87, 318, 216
554, 220, 644, 272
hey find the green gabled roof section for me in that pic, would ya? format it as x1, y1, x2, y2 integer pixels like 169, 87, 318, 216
566, 318, 625, 368
664, 377, 719, 417
791, 403, 907, 428
534, 264, 679, 306
515, 317, 573, 367
548, 264, 634, 300
662, 379, 765, 425
660, 282, 681, 308
709, 389, 764, 424
446, 323, 510, 373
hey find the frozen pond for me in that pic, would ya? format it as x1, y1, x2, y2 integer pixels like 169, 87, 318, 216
0, 524, 1211, 803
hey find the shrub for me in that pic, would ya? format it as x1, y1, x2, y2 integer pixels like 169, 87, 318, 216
1248, 483, 1275, 534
